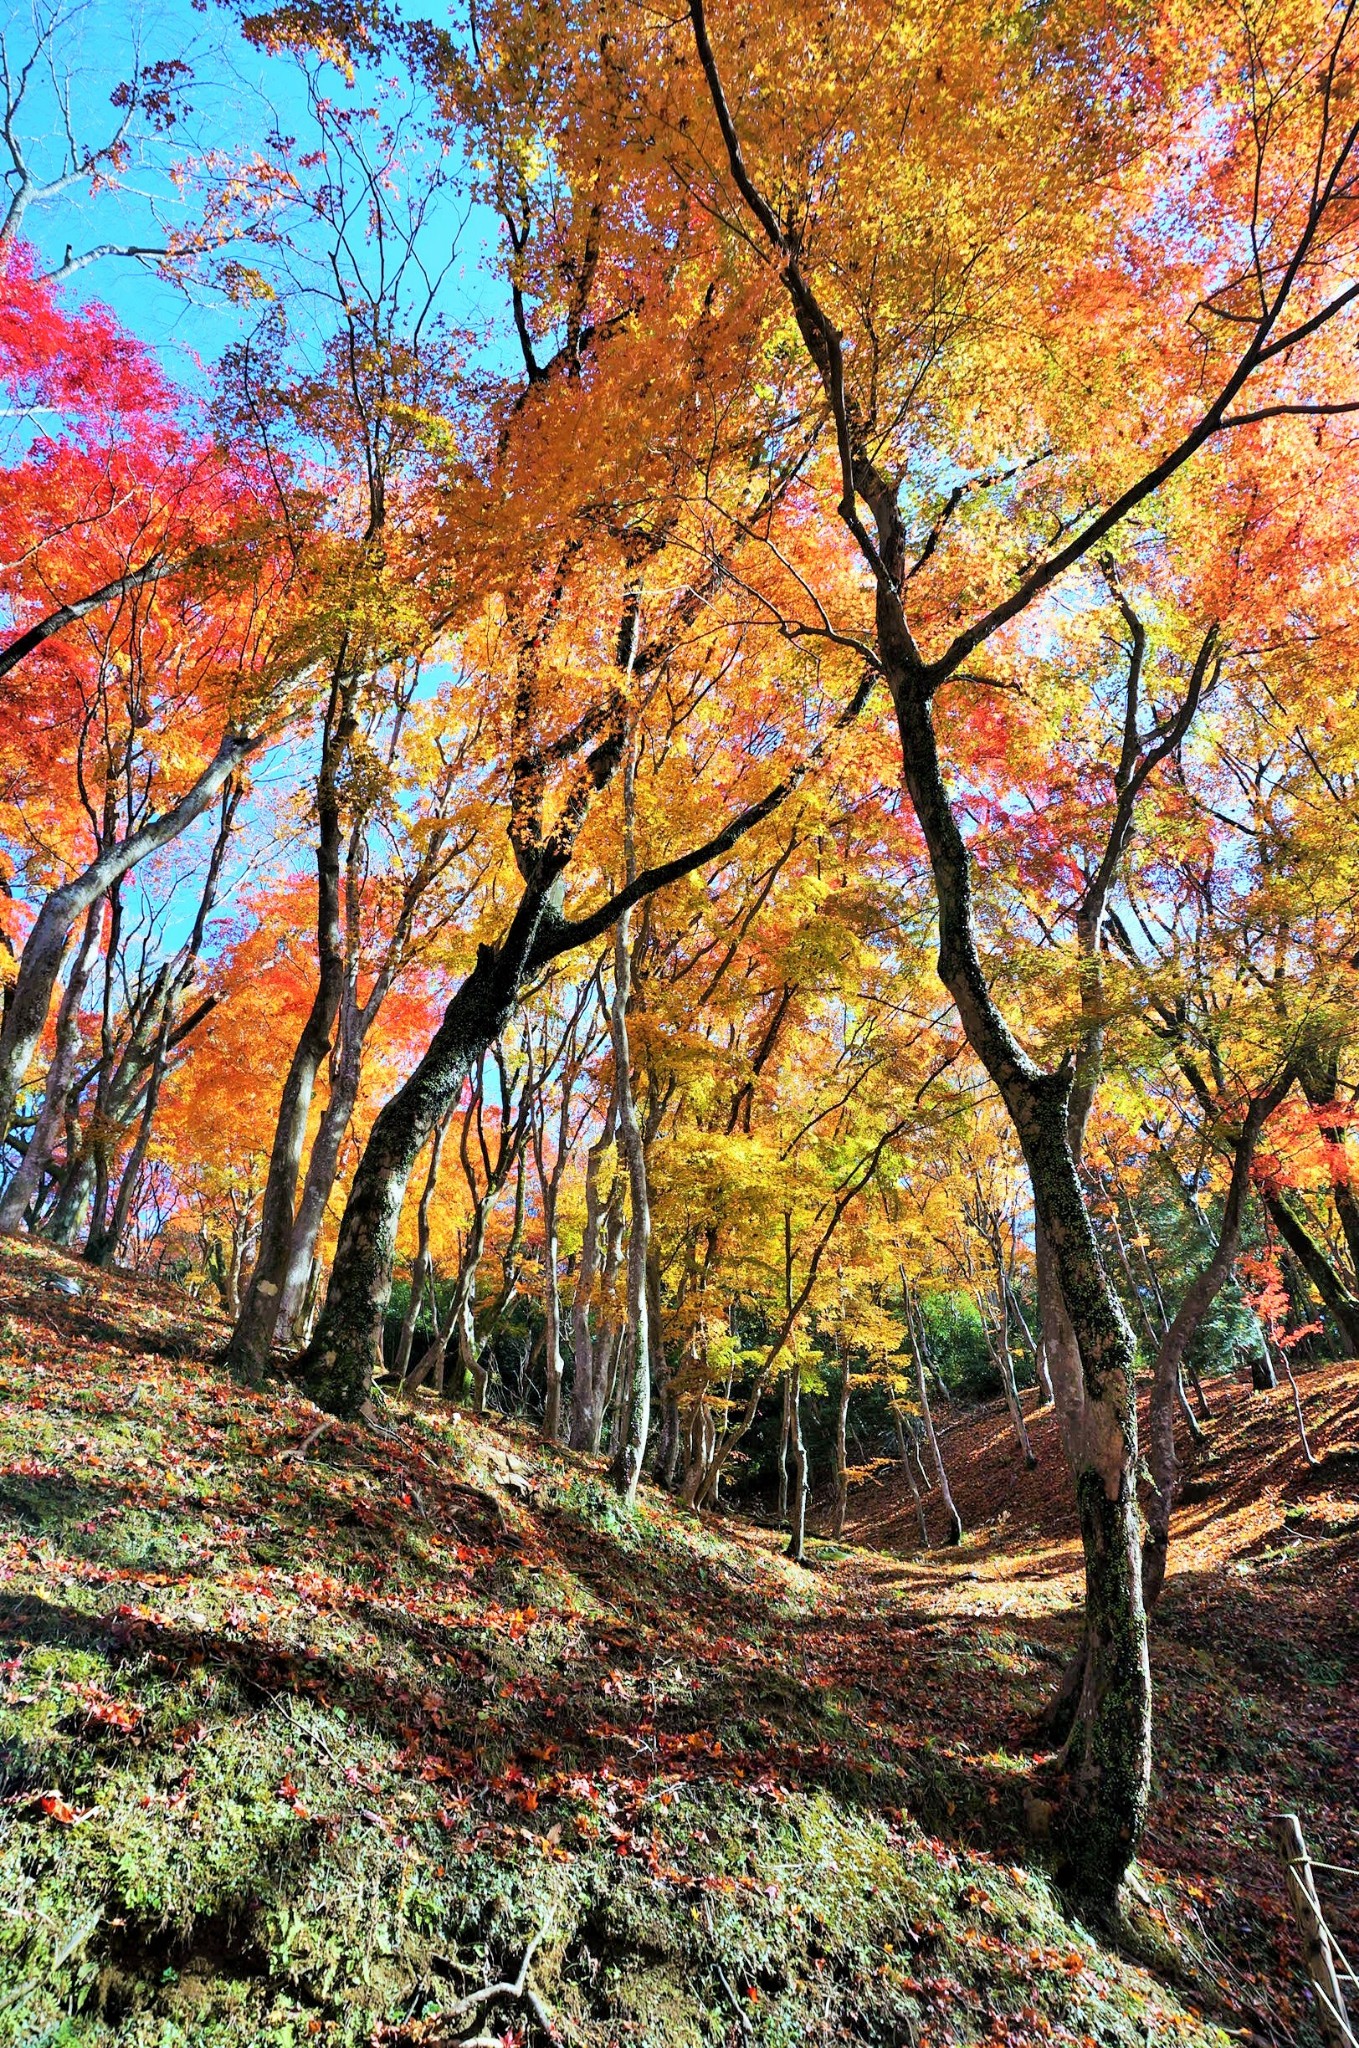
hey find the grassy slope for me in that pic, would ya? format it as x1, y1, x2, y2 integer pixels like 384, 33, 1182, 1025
0, 1241, 1345, 2047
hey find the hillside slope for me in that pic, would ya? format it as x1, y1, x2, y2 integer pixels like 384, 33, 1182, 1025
845, 1366, 1359, 2041
0, 1239, 1350, 2046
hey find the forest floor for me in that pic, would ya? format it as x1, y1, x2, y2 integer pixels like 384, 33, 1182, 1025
0, 1238, 1356, 2048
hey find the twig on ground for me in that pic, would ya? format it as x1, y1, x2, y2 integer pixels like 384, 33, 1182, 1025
274, 1417, 337, 1464
715, 1959, 752, 2033
449, 1910, 563, 2041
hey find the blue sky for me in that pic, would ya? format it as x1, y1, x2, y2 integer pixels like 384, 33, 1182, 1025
11, 0, 304, 369
4, 0, 503, 947
8, 0, 500, 385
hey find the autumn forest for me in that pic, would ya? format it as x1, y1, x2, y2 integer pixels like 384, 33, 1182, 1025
2, 0, 1358, 2040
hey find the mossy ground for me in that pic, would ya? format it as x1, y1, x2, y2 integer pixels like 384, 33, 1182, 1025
0, 1238, 1322, 2046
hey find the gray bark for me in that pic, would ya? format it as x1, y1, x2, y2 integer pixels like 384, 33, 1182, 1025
902, 1278, 962, 1546
0, 898, 102, 1231
0, 730, 255, 1147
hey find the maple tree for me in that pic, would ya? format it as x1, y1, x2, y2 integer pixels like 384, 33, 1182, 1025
6, 0, 1359, 1947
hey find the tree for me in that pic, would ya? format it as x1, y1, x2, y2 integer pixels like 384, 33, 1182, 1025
646, 0, 1359, 1905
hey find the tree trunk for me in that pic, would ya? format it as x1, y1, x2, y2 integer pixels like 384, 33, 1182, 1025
1002, 1266, 1050, 1404
893, 1408, 930, 1547
1174, 1365, 1207, 1446
831, 1351, 851, 1538
610, 878, 652, 1505
0, 731, 254, 1147
0, 898, 102, 1232
93, 1014, 170, 1268
891, 669, 1150, 1906
591, 1174, 627, 1452
986, 1277, 1036, 1468
45, 1150, 94, 1244
85, 783, 239, 1273
541, 1192, 565, 1439
903, 1282, 962, 1546
296, 893, 552, 1418
274, 1030, 362, 1345
459, 1263, 485, 1410
569, 1089, 618, 1452
1250, 1345, 1278, 1391
1275, 1342, 1320, 1468
533, 1036, 582, 1443
785, 1367, 807, 1562
406, 1266, 464, 1400
1141, 1110, 1267, 1607
1264, 1189, 1359, 1355
227, 688, 352, 1383
393, 1120, 448, 1383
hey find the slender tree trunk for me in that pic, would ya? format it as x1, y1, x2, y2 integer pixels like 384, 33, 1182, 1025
226, 1207, 252, 1320
1264, 1189, 1359, 1355
894, 1407, 930, 1547
228, 678, 354, 1382
474, 1149, 529, 1414
531, 1007, 588, 1444
692, 1364, 769, 1510
777, 1367, 792, 1524
831, 1349, 851, 1538
394, 1120, 448, 1383
1142, 1151, 1256, 1609
1174, 1366, 1206, 1446
0, 731, 255, 1147
591, 1175, 627, 1452
903, 1281, 962, 1546
397, 1268, 439, 1393
987, 1278, 1036, 1468
1275, 1341, 1320, 1468
541, 1190, 565, 1439
0, 898, 102, 1232
406, 1266, 464, 1400
273, 803, 459, 1345
1003, 1266, 1051, 1403
656, 1390, 680, 1489
610, 874, 652, 1504
85, 784, 239, 1272
459, 1263, 485, 1410
785, 1367, 807, 1562
93, 1019, 169, 1268
274, 1028, 362, 1344
569, 1089, 618, 1452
